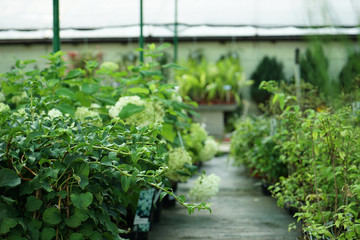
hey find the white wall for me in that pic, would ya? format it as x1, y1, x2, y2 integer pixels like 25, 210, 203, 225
0, 40, 353, 81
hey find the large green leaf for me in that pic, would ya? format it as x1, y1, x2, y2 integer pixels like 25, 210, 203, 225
1, 81, 18, 94
45, 79, 60, 88
140, 70, 162, 77
56, 103, 76, 116
42, 208, 61, 225
75, 91, 91, 107
118, 103, 145, 119
72, 161, 89, 177
95, 96, 116, 105
0, 169, 21, 188
81, 83, 100, 95
160, 123, 176, 143
0, 195, 16, 205
71, 192, 93, 209
65, 215, 81, 228
89, 231, 102, 240
0, 218, 17, 234
56, 88, 76, 100
162, 63, 186, 70
127, 87, 150, 95
28, 219, 41, 240
79, 224, 93, 237
25, 131, 42, 145
65, 69, 84, 80
70, 233, 84, 240
74, 208, 89, 221
40, 227, 56, 240
25, 196, 43, 212
121, 176, 131, 193
72, 161, 90, 189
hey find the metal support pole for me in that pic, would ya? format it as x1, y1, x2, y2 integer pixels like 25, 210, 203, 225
294, 48, 302, 103
139, 0, 144, 62
174, 0, 178, 63
52, 0, 61, 52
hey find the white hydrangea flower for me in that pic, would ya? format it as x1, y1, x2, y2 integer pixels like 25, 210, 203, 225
166, 148, 193, 182
100, 61, 119, 72
109, 96, 164, 127
90, 103, 101, 109
199, 137, 219, 162
109, 96, 143, 119
75, 107, 102, 126
75, 107, 100, 119
11, 92, 27, 105
189, 173, 221, 202
185, 123, 208, 152
0, 92, 5, 102
0, 103, 10, 112
48, 108, 63, 119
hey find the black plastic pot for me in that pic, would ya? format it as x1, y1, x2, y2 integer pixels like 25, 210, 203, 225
261, 182, 272, 196
162, 181, 178, 208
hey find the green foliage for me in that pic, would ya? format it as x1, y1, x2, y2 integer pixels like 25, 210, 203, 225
175, 52, 249, 104
232, 78, 360, 238
300, 42, 339, 98
250, 56, 285, 104
339, 52, 360, 93
258, 80, 325, 115
0, 43, 213, 239
272, 106, 360, 239
230, 116, 287, 184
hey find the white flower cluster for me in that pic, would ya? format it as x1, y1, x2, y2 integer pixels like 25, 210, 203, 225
199, 137, 219, 162
186, 123, 208, 152
75, 107, 100, 119
189, 173, 221, 202
48, 109, 63, 119
90, 103, 101, 109
11, 92, 27, 105
109, 96, 164, 127
75, 107, 102, 126
0, 92, 5, 102
166, 147, 193, 182
0, 103, 10, 112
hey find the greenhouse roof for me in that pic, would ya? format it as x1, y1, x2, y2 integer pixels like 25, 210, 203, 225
1, 0, 360, 41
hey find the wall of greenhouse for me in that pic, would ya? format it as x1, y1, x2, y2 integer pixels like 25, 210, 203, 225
0, 39, 352, 81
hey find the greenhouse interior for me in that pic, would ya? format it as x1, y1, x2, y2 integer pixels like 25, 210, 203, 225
1, 0, 360, 239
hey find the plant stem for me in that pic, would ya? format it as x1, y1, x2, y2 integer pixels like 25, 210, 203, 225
310, 123, 325, 225
30, 90, 34, 122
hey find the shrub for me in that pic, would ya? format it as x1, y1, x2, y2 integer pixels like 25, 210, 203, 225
339, 52, 360, 93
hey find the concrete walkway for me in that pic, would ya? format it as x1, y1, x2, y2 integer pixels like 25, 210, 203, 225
149, 155, 302, 240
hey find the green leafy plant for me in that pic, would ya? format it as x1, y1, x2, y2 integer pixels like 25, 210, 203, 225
250, 56, 285, 104
300, 42, 339, 98
230, 116, 288, 184
175, 52, 249, 104
271, 106, 360, 239
0, 43, 216, 240
339, 52, 360, 93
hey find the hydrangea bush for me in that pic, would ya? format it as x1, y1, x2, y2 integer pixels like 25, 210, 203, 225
0, 44, 216, 239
